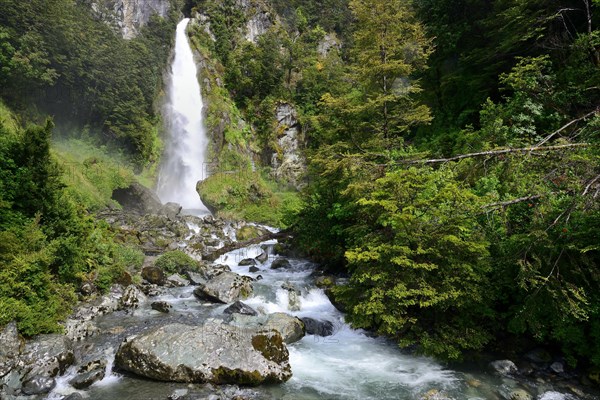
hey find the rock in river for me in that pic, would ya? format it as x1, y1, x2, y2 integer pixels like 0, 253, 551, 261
193, 272, 253, 303
114, 321, 292, 384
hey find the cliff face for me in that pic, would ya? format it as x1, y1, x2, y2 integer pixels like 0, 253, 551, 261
87, 0, 171, 39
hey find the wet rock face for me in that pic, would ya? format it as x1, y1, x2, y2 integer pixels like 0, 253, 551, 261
114, 321, 292, 384
301, 318, 335, 337
193, 272, 253, 304
271, 102, 306, 189
21, 375, 56, 395
85, 0, 170, 39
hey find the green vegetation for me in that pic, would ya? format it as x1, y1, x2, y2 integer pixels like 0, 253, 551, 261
0, 0, 598, 372
198, 170, 301, 227
0, 102, 144, 335
154, 250, 199, 274
282, 0, 600, 367
0, 0, 180, 166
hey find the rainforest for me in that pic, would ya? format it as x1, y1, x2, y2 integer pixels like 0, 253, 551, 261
0, 0, 599, 399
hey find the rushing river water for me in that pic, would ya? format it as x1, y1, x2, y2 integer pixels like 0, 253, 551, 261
47, 237, 590, 400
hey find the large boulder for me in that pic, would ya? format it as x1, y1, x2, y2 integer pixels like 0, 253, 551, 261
489, 359, 518, 376
270, 257, 291, 270
193, 272, 253, 304
111, 182, 163, 215
114, 321, 292, 384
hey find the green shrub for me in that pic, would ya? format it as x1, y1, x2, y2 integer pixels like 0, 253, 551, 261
154, 250, 198, 274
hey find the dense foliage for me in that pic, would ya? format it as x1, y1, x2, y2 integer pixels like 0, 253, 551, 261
284, 0, 600, 366
0, 104, 143, 335
0, 0, 181, 165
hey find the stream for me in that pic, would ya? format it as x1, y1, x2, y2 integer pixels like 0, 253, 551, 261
46, 236, 590, 400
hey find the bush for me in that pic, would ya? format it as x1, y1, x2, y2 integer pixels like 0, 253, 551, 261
154, 250, 198, 274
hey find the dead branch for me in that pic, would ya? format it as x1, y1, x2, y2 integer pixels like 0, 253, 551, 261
534, 109, 598, 147
483, 195, 544, 209
396, 143, 590, 165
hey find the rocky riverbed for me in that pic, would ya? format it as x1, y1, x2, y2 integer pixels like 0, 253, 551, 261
1, 194, 599, 400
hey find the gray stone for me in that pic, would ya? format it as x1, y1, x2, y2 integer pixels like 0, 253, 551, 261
22, 334, 74, 378
167, 274, 190, 287
21, 375, 56, 395
193, 272, 253, 304
224, 301, 257, 316
186, 271, 207, 285
255, 251, 268, 263
111, 182, 162, 214
317, 32, 341, 56
151, 301, 172, 313
271, 257, 291, 270
238, 258, 257, 266
249, 266, 260, 273
281, 282, 301, 311
0, 322, 22, 376
114, 321, 291, 384
509, 388, 532, 400
301, 318, 335, 337
489, 360, 518, 376
63, 393, 85, 400
550, 361, 564, 374
161, 202, 182, 219
70, 368, 105, 389
229, 313, 305, 344
64, 319, 100, 342
120, 285, 147, 309
87, 0, 171, 40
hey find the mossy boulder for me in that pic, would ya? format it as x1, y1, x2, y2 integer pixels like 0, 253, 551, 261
235, 225, 267, 241
114, 321, 292, 384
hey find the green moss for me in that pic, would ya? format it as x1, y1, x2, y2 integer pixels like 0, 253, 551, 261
251, 331, 288, 364
236, 225, 263, 241
210, 366, 264, 386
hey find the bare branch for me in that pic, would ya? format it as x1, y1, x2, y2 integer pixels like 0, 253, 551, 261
483, 195, 544, 209
534, 109, 598, 147
582, 173, 600, 196
396, 143, 590, 165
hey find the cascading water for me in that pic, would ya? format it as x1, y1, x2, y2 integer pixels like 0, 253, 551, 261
157, 18, 211, 215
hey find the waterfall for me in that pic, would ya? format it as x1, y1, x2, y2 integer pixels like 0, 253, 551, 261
157, 18, 211, 215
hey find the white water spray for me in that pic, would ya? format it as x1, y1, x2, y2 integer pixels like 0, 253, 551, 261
157, 18, 211, 214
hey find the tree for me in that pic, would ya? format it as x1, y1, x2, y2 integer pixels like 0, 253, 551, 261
345, 0, 432, 140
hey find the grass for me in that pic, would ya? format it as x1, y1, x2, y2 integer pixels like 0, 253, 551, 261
51, 138, 149, 210
198, 169, 301, 228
